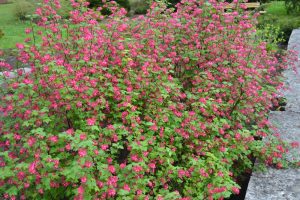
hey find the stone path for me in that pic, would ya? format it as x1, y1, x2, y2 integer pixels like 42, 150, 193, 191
245, 29, 300, 200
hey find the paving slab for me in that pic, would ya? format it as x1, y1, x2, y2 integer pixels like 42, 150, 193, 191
245, 29, 300, 200
246, 167, 300, 200
283, 29, 300, 112
270, 111, 300, 159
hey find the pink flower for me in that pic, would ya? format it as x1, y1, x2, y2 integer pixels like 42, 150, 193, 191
49, 136, 58, 143
157, 196, 164, 200
66, 129, 74, 135
17, 171, 25, 180
108, 165, 116, 174
24, 183, 30, 188
123, 184, 130, 191
132, 165, 143, 173
25, 28, 31, 34
150, 125, 158, 131
16, 43, 24, 49
78, 185, 84, 194
107, 188, 116, 197
178, 169, 185, 178
127, 86, 133, 92
97, 181, 104, 188
219, 146, 226, 152
65, 143, 71, 150
148, 163, 156, 169
101, 144, 109, 151
80, 134, 86, 140
232, 186, 240, 194
84, 161, 93, 168
81, 176, 87, 183
78, 149, 87, 157
23, 78, 33, 84
120, 163, 126, 169
235, 133, 241, 140
107, 176, 118, 187
28, 162, 37, 174
117, 24, 127, 32
130, 154, 139, 162
86, 118, 96, 126
28, 137, 36, 147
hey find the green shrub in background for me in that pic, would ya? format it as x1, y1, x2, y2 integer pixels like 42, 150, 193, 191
128, 0, 180, 15
24, 0, 72, 19
129, 0, 149, 15
13, 0, 34, 21
279, 17, 300, 42
87, 0, 130, 11
166, 0, 180, 7
57, 0, 72, 18
0, 29, 4, 40
259, 15, 300, 44
285, 0, 300, 14
258, 1, 300, 44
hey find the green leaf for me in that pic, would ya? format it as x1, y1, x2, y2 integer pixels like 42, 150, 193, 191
118, 189, 130, 196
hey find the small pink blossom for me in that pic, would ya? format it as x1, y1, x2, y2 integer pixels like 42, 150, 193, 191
101, 144, 109, 151
78, 149, 87, 157
108, 165, 116, 174
28, 162, 37, 174
81, 176, 87, 183
123, 184, 130, 191
232, 186, 240, 194
23, 78, 33, 84
107, 188, 116, 197
132, 165, 143, 173
80, 134, 86, 140
78, 185, 84, 194
16, 43, 24, 49
86, 118, 96, 126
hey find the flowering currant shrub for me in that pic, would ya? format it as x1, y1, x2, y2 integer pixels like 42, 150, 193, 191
0, 0, 298, 199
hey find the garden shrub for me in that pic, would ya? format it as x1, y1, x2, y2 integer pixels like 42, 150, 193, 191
56, 0, 73, 19
0, 0, 298, 199
87, 0, 131, 12
24, 0, 72, 19
285, 0, 300, 14
279, 17, 300, 43
129, 0, 150, 15
13, 0, 34, 21
258, 14, 300, 44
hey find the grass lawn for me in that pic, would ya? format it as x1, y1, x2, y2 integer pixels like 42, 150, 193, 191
264, 1, 287, 15
0, 3, 33, 49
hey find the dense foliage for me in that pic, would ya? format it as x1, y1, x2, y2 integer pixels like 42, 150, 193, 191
0, 0, 298, 199
258, 1, 300, 44
285, 0, 300, 14
13, 0, 34, 21
87, 0, 131, 11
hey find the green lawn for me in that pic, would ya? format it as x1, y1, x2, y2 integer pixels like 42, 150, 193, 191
0, 3, 32, 49
262, 1, 300, 25
264, 1, 287, 16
